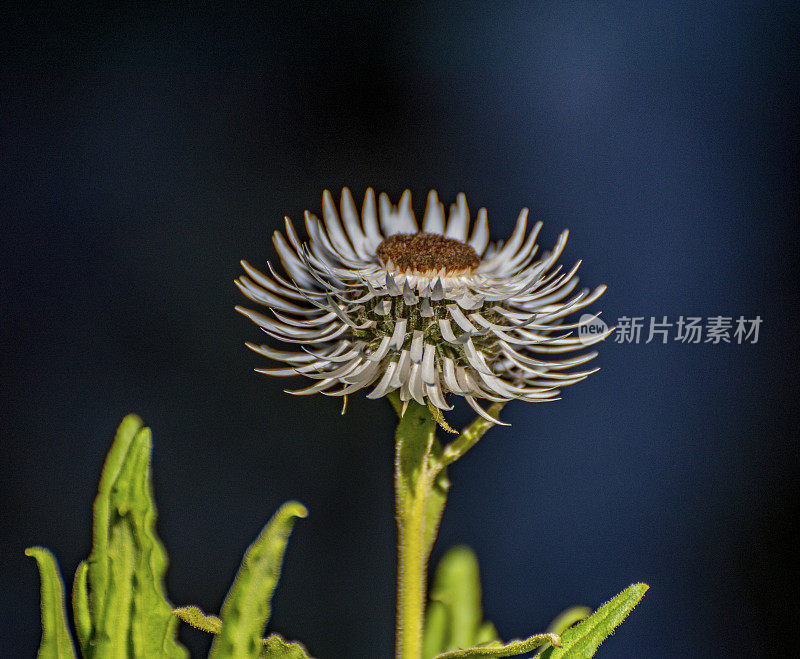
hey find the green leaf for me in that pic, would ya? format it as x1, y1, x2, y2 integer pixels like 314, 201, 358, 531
538, 583, 649, 658
423, 600, 449, 659
209, 501, 307, 659
71, 561, 91, 655
25, 546, 77, 659
474, 622, 499, 646
433, 633, 561, 658
173, 606, 312, 658
94, 512, 136, 656
424, 546, 503, 658
429, 546, 483, 650
545, 606, 592, 636
88, 417, 186, 657
261, 633, 312, 658
88, 413, 142, 619
125, 428, 186, 657
173, 605, 223, 634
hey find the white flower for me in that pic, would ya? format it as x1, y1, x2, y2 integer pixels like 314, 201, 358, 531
236, 188, 610, 423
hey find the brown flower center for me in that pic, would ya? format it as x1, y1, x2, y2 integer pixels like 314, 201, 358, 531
376, 233, 480, 274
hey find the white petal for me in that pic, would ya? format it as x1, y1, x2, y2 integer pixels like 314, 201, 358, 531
396, 189, 418, 232
340, 188, 370, 259
421, 343, 436, 384
367, 336, 392, 362
367, 361, 399, 398
426, 377, 452, 410
446, 304, 478, 334
272, 230, 315, 288
322, 189, 358, 261
373, 299, 392, 315
465, 396, 510, 425
403, 281, 419, 305
409, 330, 424, 363
419, 297, 434, 317
422, 190, 445, 234
362, 187, 383, 249
477, 208, 528, 272
245, 342, 317, 363
445, 192, 469, 241
438, 318, 464, 344
468, 208, 489, 255
408, 363, 426, 405
390, 350, 411, 388
442, 357, 466, 394
389, 318, 408, 351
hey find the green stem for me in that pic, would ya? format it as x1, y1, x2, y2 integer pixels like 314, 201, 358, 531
396, 464, 435, 659
390, 395, 504, 659
394, 402, 438, 659
441, 403, 505, 466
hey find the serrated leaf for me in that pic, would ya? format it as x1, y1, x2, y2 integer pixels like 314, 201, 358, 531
71, 561, 91, 655
88, 417, 186, 657
88, 413, 142, 619
124, 428, 186, 657
94, 513, 136, 656
538, 583, 648, 658
25, 547, 77, 659
209, 501, 307, 659
173, 606, 312, 658
261, 633, 312, 658
434, 632, 561, 658
173, 605, 223, 634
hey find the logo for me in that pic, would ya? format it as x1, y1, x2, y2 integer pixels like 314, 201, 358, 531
577, 314, 610, 345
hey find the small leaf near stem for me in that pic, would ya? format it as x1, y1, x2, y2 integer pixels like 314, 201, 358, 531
538, 583, 648, 658
427, 400, 458, 434
71, 561, 91, 655
173, 606, 223, 634
545, 606, 592, 636
173, 606, 312, 657
210, 501, 307, 659
433, 633, 561, 658
25, 546, 78, 659
423, 546, 501, 657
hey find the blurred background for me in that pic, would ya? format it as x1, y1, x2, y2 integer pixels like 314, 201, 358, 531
2, 2, 799, 657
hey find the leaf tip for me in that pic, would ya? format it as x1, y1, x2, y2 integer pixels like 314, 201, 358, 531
25, 545, 48, 559
281, 500, 309, 520
120, 412, 144, 426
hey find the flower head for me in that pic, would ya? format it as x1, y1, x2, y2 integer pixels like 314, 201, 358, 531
236, 189, 610, 423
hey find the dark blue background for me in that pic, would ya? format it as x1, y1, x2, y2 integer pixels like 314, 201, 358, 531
3, 3, 799, 657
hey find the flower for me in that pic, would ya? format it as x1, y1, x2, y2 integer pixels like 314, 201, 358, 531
236, 188, 610, 423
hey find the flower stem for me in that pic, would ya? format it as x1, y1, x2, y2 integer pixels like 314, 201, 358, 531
396, 466, 432, 659
390, 395, 503, 659
392, 397, 442, 659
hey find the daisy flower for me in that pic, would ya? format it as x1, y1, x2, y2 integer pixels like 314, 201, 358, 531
236, 189, 610, 423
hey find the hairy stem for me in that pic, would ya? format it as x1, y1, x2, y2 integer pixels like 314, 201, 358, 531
392, 396, 441, 659
396, 466, 435, 659
390, 394, 502, 659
